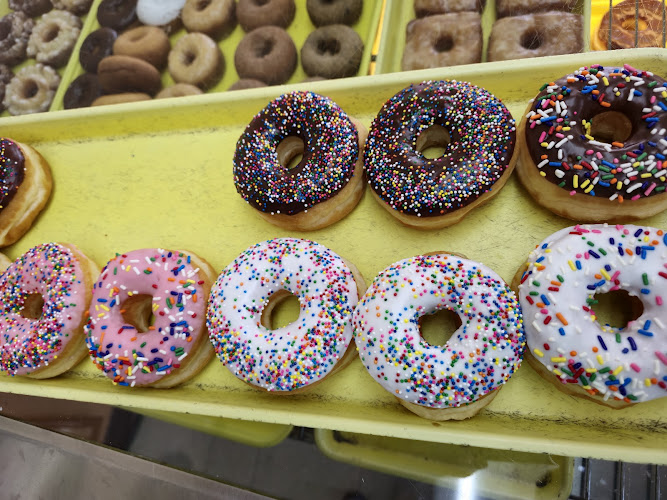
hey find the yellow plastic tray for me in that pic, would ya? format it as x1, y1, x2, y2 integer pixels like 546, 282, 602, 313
0, 48, 665, 465
50, 0, 384, 111
375, 0, 591, 74
314, 429, 574, 499
590, 0, 667, 50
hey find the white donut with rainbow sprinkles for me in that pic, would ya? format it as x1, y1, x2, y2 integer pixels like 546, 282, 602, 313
517, 224, 667, 407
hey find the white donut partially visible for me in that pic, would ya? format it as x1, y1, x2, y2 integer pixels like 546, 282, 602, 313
137, 0, 185, 26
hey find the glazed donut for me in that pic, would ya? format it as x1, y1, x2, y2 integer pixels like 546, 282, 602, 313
0, 65, 14, 114
85, 248, 216, 388
234, 27, 296, 85
233, 91, 367, 230
306, 0, 362, 26
8, 0, 52, 17
4, 64, 60, 116
207, 238, 364, 392
52, 0, 94, 15
0, 138, 52, 246
515, 224, 667, 407
487, 13, 583, 62
301, 25, 364, 79
63, 73, 103, 109
594, 0, 666, 50
495, 0, 576, 18
91, 93, 151, 106
137, 0, 184, 28
237, 0, 294, 31
0, 12, 34, 67
168, 33, 224, 89
401, 13, 482, 71
97, 0, 138, 32
518, 64, 667, 222
0, 243, 98, 378
364, 81, 517, 229
182, 0, 236, 39
113, 26, 170, 70
27, 10, 82, 68
414, 0, 485, 16
98, 55, 162, 95
228, 78, 267, 91
155, 83, 203, 98
79, 28, 117, 74
353, 253, 525, 420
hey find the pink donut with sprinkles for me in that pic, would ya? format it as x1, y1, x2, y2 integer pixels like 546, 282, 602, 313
0, 243, 99, 378
85, 248, 216, 388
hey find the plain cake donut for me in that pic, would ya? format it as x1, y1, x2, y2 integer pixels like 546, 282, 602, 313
113, 26, 170, 70
168, 32, 224, 89
301, 25, 363, 79
237, 0, 295, 31
182, 0, 236, 39
234, 27, 296, 85
306, 0, 362, 26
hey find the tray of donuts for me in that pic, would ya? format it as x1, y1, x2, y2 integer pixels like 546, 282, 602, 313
0, 47, 665, 464
48, 0, 384, 110
375, 0, 592, 73
0, 0, 95, 116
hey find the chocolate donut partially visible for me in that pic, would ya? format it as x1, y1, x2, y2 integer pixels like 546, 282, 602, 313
97, 0, 138, 31
79, 28, 118, 74
64, 73, 103, 109
0, 138, 25, 211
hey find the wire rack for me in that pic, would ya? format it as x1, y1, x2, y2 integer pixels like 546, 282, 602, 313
605, 0, 667, 49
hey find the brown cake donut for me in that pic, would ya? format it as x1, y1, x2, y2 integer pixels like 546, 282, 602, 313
594, 0, 666, 50
97, 0, 138, 31
63, 73, 103, 109
401, 12, 482, 71
155, 83, 203, 98
79, 28, 118, 74
234, 27, 297, 85
495, 0, 576, 17
237, 0, 295, 31
113, 26, 170, 70
97, 55, 162, 95
27, 10, 82, 68
168, 32, 224, 89
306, 0, 362, 26
0, 12, 34, 67
8, 0, 52, 17
301, 25, 363, 79
228, 78, 267, 90
182, 0, 237, 39
414, 0, 485, 16
3, 64, 60, 116
487, 12, 583, 62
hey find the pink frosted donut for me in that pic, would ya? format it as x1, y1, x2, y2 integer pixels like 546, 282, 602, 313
85, 248, 216, 388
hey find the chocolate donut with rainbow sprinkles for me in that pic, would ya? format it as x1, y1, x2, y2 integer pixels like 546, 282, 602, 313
518, 63, 667, 222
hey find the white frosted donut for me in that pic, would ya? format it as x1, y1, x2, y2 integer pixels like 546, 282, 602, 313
353, 254, 525, 416
137, 0, 185, 26
206, 238, 362, 392
518, 224, 667, 405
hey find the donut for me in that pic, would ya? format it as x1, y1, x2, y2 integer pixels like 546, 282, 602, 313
401, 13, 482, 71
4, 64, 60, 116
487, 13, 583, 62
515, 224, 667, 407
594, 0, 666, 50
85, 248, 216, 388
155, 83, 203, 99
353, 253, 525, 420
234, 27, 297, 85
8, 0, 52, 17
51, 0, 94, 15
63, 73, 103, 109
0, 243, 98, 378
137, 0, 185, 29
207, 238, 364, 392
168, 33, 224, 90
182, 0, 236, 39
98, 55, 162, 95
79, 28, 118, 74
0, 12, 34, 67
113, 26, 170, 70
414, 0, 485, 16
518, 64, 667, 222
0, 65, 14, 114
228, 78, 267, 91
301, 25, 364, 79
237, 0, 294, 32
364, 81, 517, 229
306, 0, 362, 26
91, 93, 151, 106
495, 0, 576, 18
233, 91, 367, 230
97, 0, 138, 32
27, 10, 82, 68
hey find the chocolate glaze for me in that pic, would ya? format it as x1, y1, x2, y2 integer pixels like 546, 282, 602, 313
0, 139, 25, 211
97, 0, 137, 32
79, 27, 117, 74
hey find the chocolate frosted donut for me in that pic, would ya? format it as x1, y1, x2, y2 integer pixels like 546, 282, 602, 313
8, 0, 52, 17
496, 0, 576, 18
234, 27, 296, 85
0, 12, 34, 67
237, 0, 295, 31
97, 0, 138, 31
306, 0, 362, 26
414, 0, 485, 16
79, 28, 117, 74
63, 73, 103, 109
301, 25, 363, 79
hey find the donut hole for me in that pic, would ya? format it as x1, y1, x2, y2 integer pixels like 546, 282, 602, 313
261, 290, 301, 330
255, 38, 274, 58
43, 25, 60, 43
591, 289, 644, 330
416, 125, 451, 159
196, 0, 213, 10
277, 136, 304, 170
520, 29, 543, 51
589, 111, 633, 144
621, 18, 648, 31
21, 80, 39, 99
419, 309, 461, 347
316, 38, 341, 56
19, 294, 45, 320
433, 35, 454, 53
121, 294, 156, 333
181, 50, 197, 66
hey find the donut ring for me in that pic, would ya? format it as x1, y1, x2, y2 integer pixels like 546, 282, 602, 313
301, 25, 363, 79
98, 55, 162, 95
0, 243, 99, 378
595, 0, 665, 50
353, 253, 525, 420
306, 0, 362, 26
79, 28, 118, 74
27, 10, 82, 68
85, 248, 216, 388
155, 83, 203, 99
237, 0, 295, 31
0, 12, 34, 67
206, 238, 364, 392
4, 64, 60, 116
97, 0, 138, 31
414, 0, 485, 16
113, 26, 170, 70
234, 27, 296, 85
168, 33, 224, 89
8, 0, 52, 17
182, 0, 237, 39
63, 73, 103, 109
52, 0, 94, 15
515, 224, 667, 406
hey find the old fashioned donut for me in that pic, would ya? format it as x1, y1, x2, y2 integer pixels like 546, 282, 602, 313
0, 243, 98, 378
168, 32, 223, 89
228, 78, 266, 90
402, 13, 482, 71
97, 0, 138, 31
8, 0, 52, 17
79, 28, 117, 74
64, 73, 103, 109
301, 25, 363, 79
353, 253, 525, 420
487, 13, 583, 62
4, 64, 60, 115
114, 26, 170, 70
0, 12, 34, 67
414, 0, 485, 16
233, 91, 367, 230
0, 65, 14, 113
86, 249, 216, 388
155, 83, 202, 98
515, 224, 667, 407
91, 93, 151, 106
307, 0, 362, 26
137, 0, 185, 29
207, 238, 364, 392
237, 0, 294, 31
365, 81, 517, 229
518, 64, 667, 222
98, 54, 162, 95
594, 0, 666, 50
27, 10, 82, 68
182, 0, 236, 39
52, 0, 94, 15
234, 27, 296, 85
496, 0, 576, 18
